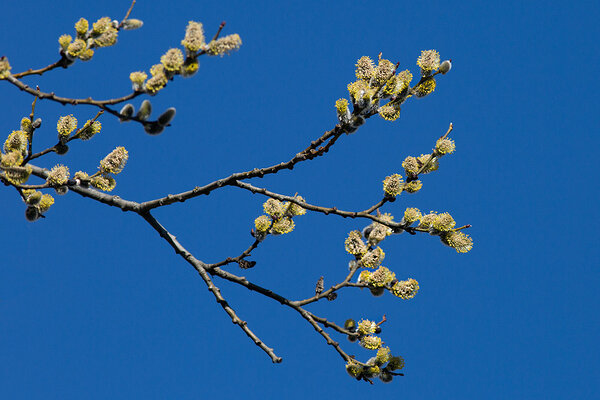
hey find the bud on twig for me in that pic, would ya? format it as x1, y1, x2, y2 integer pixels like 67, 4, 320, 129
157, 107, 176, 126
315, 276, 324, 295
136, 100, 152, 121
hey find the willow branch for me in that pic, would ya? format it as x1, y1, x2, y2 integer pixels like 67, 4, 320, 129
12, 58, 70, 79
140, 211, 282, 363
5, 75, 141, 107
117, 0, 137, 29
411, 122, 454, 180
138, 125, 345, 211
206, 239, 261, 269
295, 307, 353, 363
292, 262, 361, 306
28, 165, 140, 211
232, 180, 411, 231
309, 312, 356, 336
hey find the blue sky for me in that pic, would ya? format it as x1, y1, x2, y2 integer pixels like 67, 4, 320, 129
1, 0, 598, 398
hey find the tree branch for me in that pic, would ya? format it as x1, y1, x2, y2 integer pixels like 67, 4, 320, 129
140, 211, 283, 363
138, 126, 345, 211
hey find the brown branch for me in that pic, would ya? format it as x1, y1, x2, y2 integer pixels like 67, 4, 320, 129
231, 180, 409, 230
22, 166, 391, 368
292, 261, 361, 306
308, 313, 355, 336
362, 198, 390, 214
294, 307, 353, 363
25, 95, 39, 161
196, 22, 227, 56
140, 211, 283, 363
28, 165, 140, 212
5, 75, 141, 107
118, 0, 137, 29
206, 239, 261, 269
138, 125, 345, 211
12, 58, 69, 79
209, 262, 361, 364
211, 21, 226, 42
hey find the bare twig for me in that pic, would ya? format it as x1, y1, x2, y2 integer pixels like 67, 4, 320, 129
292, 261, 361, 306
5, 75, 141, 107
207, 239, 261, 269
12, 58, 69, 79
138, 125, 345, 211
118, 0, 137, 29
140, 211, 283, 363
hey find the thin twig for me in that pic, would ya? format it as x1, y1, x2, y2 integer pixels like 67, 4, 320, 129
25, 95, 39, 161
295, 307, 353, 363
118, 0, 137, 29
207, 239, 261, 269
12, 59, 68, 79
292, 261, 361, 306
26, 110, 105, 163
411, 122, 453, 180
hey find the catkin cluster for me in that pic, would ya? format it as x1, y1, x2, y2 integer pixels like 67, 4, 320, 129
252, 196, 307, 240
344, 318, 405, 383
127, 21, 242, 97
58, 16, 143, 64
335, 51, 451, 132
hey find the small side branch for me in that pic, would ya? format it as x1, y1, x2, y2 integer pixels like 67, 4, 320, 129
206, 239, 260, 269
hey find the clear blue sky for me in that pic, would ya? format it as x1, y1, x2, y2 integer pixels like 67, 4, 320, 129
1, 0, 598, 398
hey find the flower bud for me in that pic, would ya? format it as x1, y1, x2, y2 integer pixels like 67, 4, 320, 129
54, 143, 69, 155
46, 164, 69, 185
56, 115, 77, 137
379, 371, 393, 383
78, 120, 101, 140
38, 194, 55, 213
181, 21, 206, 53
207, 34, 242, 56
157, 107, 176, 126
161, 48, 184, 73
58, 34, 72, 51
439, 59, 452, 74
25, 191, 42, 205
122, 19, 143, 30
100, 146, 128, 174
25, 206, 41, 222
75, 18, 89, 36
119, 103, 135, 121
136, 100, 152, 121
129, 72, 147, 92
144, 122, 164, 135
344, 319, 357, 332
0, 56, 12, 79
55, 186, 69, 195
